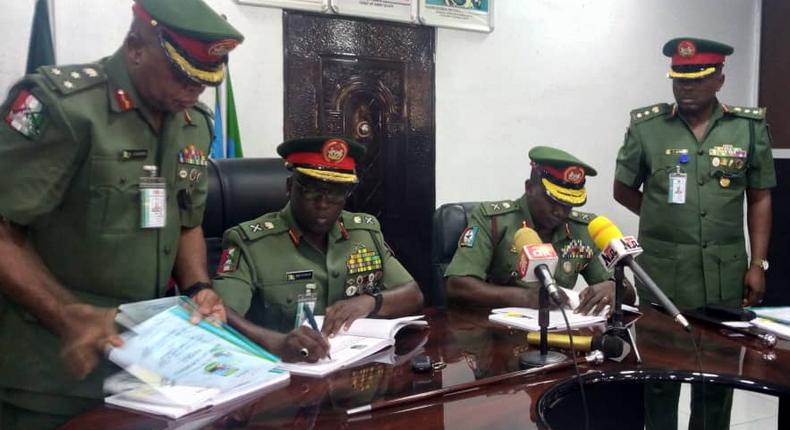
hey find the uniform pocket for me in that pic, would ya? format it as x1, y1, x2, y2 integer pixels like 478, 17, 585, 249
174, 163, 207, 226
646, 157, 678, 196
258, 281, 300, 332
717, 243, 747, 305
635, 245, 677, 302
89, 158, 144, 233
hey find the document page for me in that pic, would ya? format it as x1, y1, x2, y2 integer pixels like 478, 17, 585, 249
109, 305, 279, 397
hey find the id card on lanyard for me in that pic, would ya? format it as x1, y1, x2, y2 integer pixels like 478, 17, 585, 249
668, 168, 687, 205
140, 165, 166, 228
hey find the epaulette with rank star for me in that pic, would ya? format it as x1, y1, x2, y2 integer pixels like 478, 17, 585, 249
568, 210, 595, 224
480, 200, 519, 217
630, 103, 671, 124
239, 214, 285, 241
343, 212, 381, 231
721, 103, 766, 120
39, 64, 107, 96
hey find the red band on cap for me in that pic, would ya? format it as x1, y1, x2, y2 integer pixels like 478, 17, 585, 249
540, 164, 585, 185
286, 152, 356, 170
132, 3, 237, 65
671, 52, 725, 66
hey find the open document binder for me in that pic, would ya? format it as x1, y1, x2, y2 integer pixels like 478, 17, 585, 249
104, 297, 289, 419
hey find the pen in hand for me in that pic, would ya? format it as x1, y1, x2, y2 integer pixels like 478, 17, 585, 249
302, 303, 332, 360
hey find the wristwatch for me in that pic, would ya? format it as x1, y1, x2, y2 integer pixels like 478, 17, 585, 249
751, 258, 770, 272
365, 290, 383, 317
182, 281, 213, 297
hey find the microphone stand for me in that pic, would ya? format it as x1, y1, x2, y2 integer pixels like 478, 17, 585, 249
605, 264, 642, 363
520, 283, 567, 368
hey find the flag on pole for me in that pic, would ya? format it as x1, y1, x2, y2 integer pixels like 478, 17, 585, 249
26, 0, 55, 74
225, 67, 243, 158
210, 85, 225, 159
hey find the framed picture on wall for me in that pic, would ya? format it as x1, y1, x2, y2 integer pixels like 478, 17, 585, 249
329, 0, 418, 23
235, 0, 330, 12
418, 0, 494, 33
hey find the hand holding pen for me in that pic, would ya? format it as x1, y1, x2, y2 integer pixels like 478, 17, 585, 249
302, 303, 332, 360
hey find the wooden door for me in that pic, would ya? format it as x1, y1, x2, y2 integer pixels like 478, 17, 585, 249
760, 0, 790, 305
284, 11, 436, 298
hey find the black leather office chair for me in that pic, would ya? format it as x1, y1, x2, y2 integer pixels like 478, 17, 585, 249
203, 158, 290, 274
430, 202, 479, 309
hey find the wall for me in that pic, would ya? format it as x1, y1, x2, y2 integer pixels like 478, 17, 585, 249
0, 0, 762, 239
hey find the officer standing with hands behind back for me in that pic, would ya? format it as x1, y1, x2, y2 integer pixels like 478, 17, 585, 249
0, 1, 243, 428
613, 37, 776, 430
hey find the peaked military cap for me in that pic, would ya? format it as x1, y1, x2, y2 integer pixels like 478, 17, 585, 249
529, 146, 596, 207
663, 37, 733, 80
278, 137, 366, 183
133, 0, 244, 86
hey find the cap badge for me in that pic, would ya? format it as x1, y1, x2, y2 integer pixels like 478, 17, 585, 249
322, 138, 348, 163
563, 166, 585, 185
677, 40, 696, 57
208, 39, 240, 57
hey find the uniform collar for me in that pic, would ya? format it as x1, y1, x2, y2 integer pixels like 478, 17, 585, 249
518, 193, 572, 243
670, 99, 725, 123
103, 48, 175, 132
281, 203, 345, 248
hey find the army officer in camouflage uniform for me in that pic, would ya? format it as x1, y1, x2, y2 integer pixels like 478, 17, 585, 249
214, 137, 423, 361
0, 1, 243, 427
446, 146, 635, 314
613, 37, 775, 430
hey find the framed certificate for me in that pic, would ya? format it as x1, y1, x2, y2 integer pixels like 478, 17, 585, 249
235, 0, 330, 12
329, 0, 418, 23
418, 0, 494, 33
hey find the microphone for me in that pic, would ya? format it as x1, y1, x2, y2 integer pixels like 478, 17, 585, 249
587, 216, 690, 332
526, 331, 627, 359
514, 225, 562, 305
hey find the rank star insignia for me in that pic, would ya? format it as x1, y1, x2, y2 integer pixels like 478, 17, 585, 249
264, 221, 275, 229
353, 216, 362, 224
249, 223, 262, 232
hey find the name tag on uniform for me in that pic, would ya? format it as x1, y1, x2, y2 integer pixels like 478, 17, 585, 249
286, 270, 313, 281
668, 171, 687, 204
121, 149, 148, 160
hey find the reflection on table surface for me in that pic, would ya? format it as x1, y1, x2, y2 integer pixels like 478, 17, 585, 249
63, 306, 790, 429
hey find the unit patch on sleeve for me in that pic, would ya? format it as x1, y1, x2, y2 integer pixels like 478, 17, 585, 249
459, 226, 479, 248
4, 90, 44, 139
217, 246, 240, 274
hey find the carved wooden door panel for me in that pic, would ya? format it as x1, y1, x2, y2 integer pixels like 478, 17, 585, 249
284, 12, 436, 294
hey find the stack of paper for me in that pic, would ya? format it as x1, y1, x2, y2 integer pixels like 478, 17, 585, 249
749, 306, 790, 340
488, 307, 606, 331
105, 297, 289, 419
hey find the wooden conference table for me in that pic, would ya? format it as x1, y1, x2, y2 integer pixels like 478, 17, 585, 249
64, 306, 790, 429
